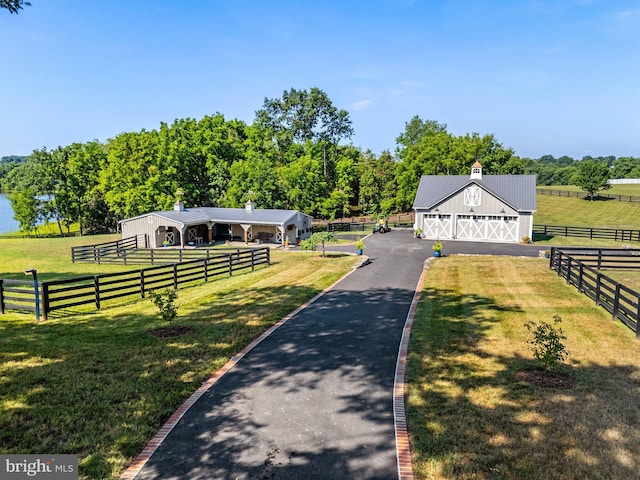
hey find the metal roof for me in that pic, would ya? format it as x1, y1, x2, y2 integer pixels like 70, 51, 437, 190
123, 207, 310, 227
412, 174, 537, 211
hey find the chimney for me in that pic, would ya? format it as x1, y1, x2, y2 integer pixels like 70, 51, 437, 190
245, 199, 254, 212
470, 161, 483, 180
174, 200, 184, 211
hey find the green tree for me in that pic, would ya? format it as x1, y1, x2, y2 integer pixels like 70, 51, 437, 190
226, 154, 285, 209
358, 150, 397, 216
0, 0, 30, 14
101, 129, 166, 218
254, 87, 354, 179
10, 188, 39, 234
278, 148, 327, 213
572, 160, 612, 200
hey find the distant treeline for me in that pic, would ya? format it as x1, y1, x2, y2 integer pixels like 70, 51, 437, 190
523, 155, 640, 186
1, 87, 638, 235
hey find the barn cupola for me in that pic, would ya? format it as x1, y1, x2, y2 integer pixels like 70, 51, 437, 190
173, 200, 185, 211
245, 199, 254, 212
470, 161, 483, 180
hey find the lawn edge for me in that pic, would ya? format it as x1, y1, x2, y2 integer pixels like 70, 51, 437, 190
118, 255, 366, 479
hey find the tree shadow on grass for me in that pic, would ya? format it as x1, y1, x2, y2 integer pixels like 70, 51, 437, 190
1, 279, 422, 479
130, 283, 425, 480
407, 287, 640, 480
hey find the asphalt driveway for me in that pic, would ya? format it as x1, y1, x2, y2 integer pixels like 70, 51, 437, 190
125, 231, 543, 480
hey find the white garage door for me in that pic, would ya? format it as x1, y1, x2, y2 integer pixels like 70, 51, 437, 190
456, 215, 519, 242
422, 214, 452, 239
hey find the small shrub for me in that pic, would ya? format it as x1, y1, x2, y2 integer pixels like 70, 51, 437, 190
524, 314, 569, 371
148, 289, 179, 325
522, 236, 531, 244
355, 237, 364, 250
432, 240, 443, 252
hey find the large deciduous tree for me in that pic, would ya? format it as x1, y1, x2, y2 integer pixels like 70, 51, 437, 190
254, 87, 354, 178
394, 115, 518, 210
572, 160, 612, 200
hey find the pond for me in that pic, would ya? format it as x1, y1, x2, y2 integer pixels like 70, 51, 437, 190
0, 193, 19, 234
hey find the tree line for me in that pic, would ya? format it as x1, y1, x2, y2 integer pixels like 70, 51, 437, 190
1, 88, 638, 235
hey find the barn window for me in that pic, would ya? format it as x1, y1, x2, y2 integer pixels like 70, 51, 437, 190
463, 186, 482, 207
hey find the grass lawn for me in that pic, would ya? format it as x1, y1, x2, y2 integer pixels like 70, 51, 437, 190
407, 256, 640, 480
0, 234, 126, 281
534, 194, 640, 230
0, 249, 360, 479
600, 270, 640, 294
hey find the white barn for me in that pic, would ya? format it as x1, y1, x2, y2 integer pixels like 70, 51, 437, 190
412, 162, 536, 243
120, 200, 314, 248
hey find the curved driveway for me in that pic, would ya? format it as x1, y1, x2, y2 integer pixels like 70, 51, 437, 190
124, 231, 542, 480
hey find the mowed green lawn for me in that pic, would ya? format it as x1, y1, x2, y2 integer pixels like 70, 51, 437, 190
0, 240, 360, 479
407, 256, 640, 480
534, 194, 640, 230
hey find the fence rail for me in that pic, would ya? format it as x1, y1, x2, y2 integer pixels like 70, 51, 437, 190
550, 247, 640, 336
0, 279, 39, 315
537, 188, 640, 203
71, 236, 139, 263
533, 224, 640, 242
2, 247, 270, 320
314, 220, 414, 233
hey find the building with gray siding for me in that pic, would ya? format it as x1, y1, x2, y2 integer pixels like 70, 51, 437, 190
120, 200, 313, 248
412, 162, 536, 243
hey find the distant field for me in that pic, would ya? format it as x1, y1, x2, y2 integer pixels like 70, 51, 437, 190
534, 194, 640, 230
538, 183, 640, 196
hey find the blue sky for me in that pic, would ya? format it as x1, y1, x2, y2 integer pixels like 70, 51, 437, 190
1, 0, 639, 160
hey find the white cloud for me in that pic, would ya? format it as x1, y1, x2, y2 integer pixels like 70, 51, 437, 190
350, 99, 373, 111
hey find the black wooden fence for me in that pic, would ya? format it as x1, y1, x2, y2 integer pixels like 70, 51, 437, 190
534, 225, 640, 242
537, 188, 640, 203
1, 247, 270, 320
0, 279, 40, 316
550, 247, 640, 336
71, 236, 139, 263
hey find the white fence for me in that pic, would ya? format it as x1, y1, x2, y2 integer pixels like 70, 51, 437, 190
609, 179, 640, 184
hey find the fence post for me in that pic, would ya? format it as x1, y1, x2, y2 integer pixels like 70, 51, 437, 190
251, 249, 255, 271
94, 275, 101, 310
597, 249, 602, 270
595, 274, 601, 306
636, 295, 640, 338
577, 263, 584, 293
549, 247, 555, 270
228, 253, 233, 276
173, 264, 178, 290
566, 257, 572, 284
0, 279, 4, 314
267, 247, 271, 265
612, 283, 621, 322
41, 282, 49, 321
140, 270, 145, 298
